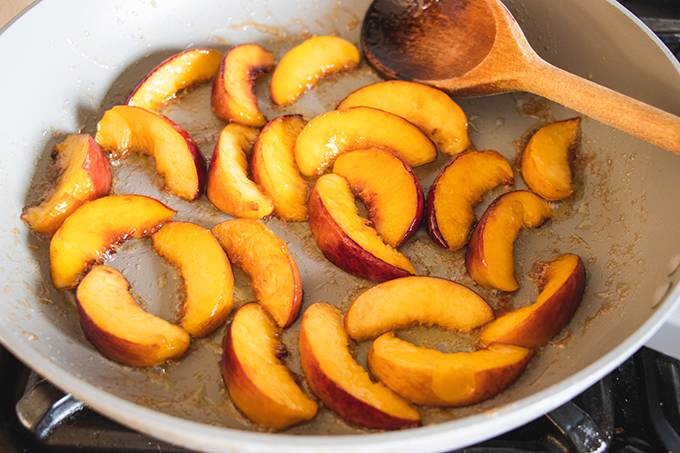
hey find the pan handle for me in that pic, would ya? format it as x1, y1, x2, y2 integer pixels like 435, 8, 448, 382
15, 378, 85, 440
546, 401, 610, 453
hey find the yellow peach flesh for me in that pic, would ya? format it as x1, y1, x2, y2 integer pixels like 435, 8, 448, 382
207, 124, 273, 219
312, 174, 415, 275
295, 107, 436, 177
127, 48, 222, 111
211, 219, 302, 327
345, 276, 494, 341
251, 115, 308, 221
368, 333, 532, 406
332, 148, 422, 247
50, 195, 175, 289
521, 118, 581, 200
152, 222, 234, 337
338, 80, 470, 155
271, 36, 360, 106
76, 265, 190, 367
223, 303, 317, 429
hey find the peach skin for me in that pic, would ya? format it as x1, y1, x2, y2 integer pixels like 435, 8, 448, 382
368, 333, 533, 407
332, 148, 424, 247
22, 134, 111, 236
212, 44, 274, 127
127, 48, 222, 111
76, 266, 190, 367
206, 124, 273, 219
480, 254, 586, 348
223, 303, 318, 430
95, 105, 206, 201
299, 303, 420, 429
308, 174, 416, 282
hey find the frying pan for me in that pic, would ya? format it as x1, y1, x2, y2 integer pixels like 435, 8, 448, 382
0, 0, 679, 451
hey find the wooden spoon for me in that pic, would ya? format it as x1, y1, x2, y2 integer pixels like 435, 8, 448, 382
362, 0, 680, 154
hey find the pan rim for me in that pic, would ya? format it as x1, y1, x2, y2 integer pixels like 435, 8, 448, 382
0, 0, 679, 451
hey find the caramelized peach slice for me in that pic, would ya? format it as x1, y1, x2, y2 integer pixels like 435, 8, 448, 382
338, 81, 470, 155
299, 303, 420, 429
212, 44, 274, 127
50, 195, 175, 289
206, 124, 273, 218
95, 106, 206, 200
345, 276, 493, 341
152, 222, 234, 338
271, 36, 360, 106
295, 107, 436, 176
211, 219, 301, 327
251, 115, 308, 221
127, 48, 222, 111
480, 254, 586, 348
368, 333, 533, 407
76, 266, 190, 367
466, 190, 552, 292
332, 149, 424, 247
521, 118, 581, 201
427, 150, 514, 250
223, 303, 318, 430
308, 174, 415, 282
22, 134, 111, 235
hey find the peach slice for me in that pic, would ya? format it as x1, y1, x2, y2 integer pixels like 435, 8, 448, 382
466, 190, 552, 292
151, 222, 234, 338
480, 254, 586, 348
127, 48, 222, 111
223, 303, 318, 430
295, 107, 437, 177
207, 124, 273, 219
345, 276, 493, 341
308, 174, 416, 282
270, 36, 360, 106
50, 195, 175, 289
368, 333, 533, 407
95, 105, 206, 201
299, 303, 420, 429
251, 115, 308, 221
76, 265, 190, 367
211, 219, 301, 327
332, 148, 424, 247
21, 134, 112, 235
211, 44, 274, 127
427, 150, 514, 251
338, 81, 470, 155
521, 118, 581, 201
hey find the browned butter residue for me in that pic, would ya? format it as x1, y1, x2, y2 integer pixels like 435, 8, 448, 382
230, 21, 288, 38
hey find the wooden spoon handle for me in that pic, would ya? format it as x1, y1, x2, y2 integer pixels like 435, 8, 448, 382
516, 61, 680, 154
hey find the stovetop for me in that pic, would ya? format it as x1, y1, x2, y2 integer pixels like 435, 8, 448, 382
0, 1, 678, 452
